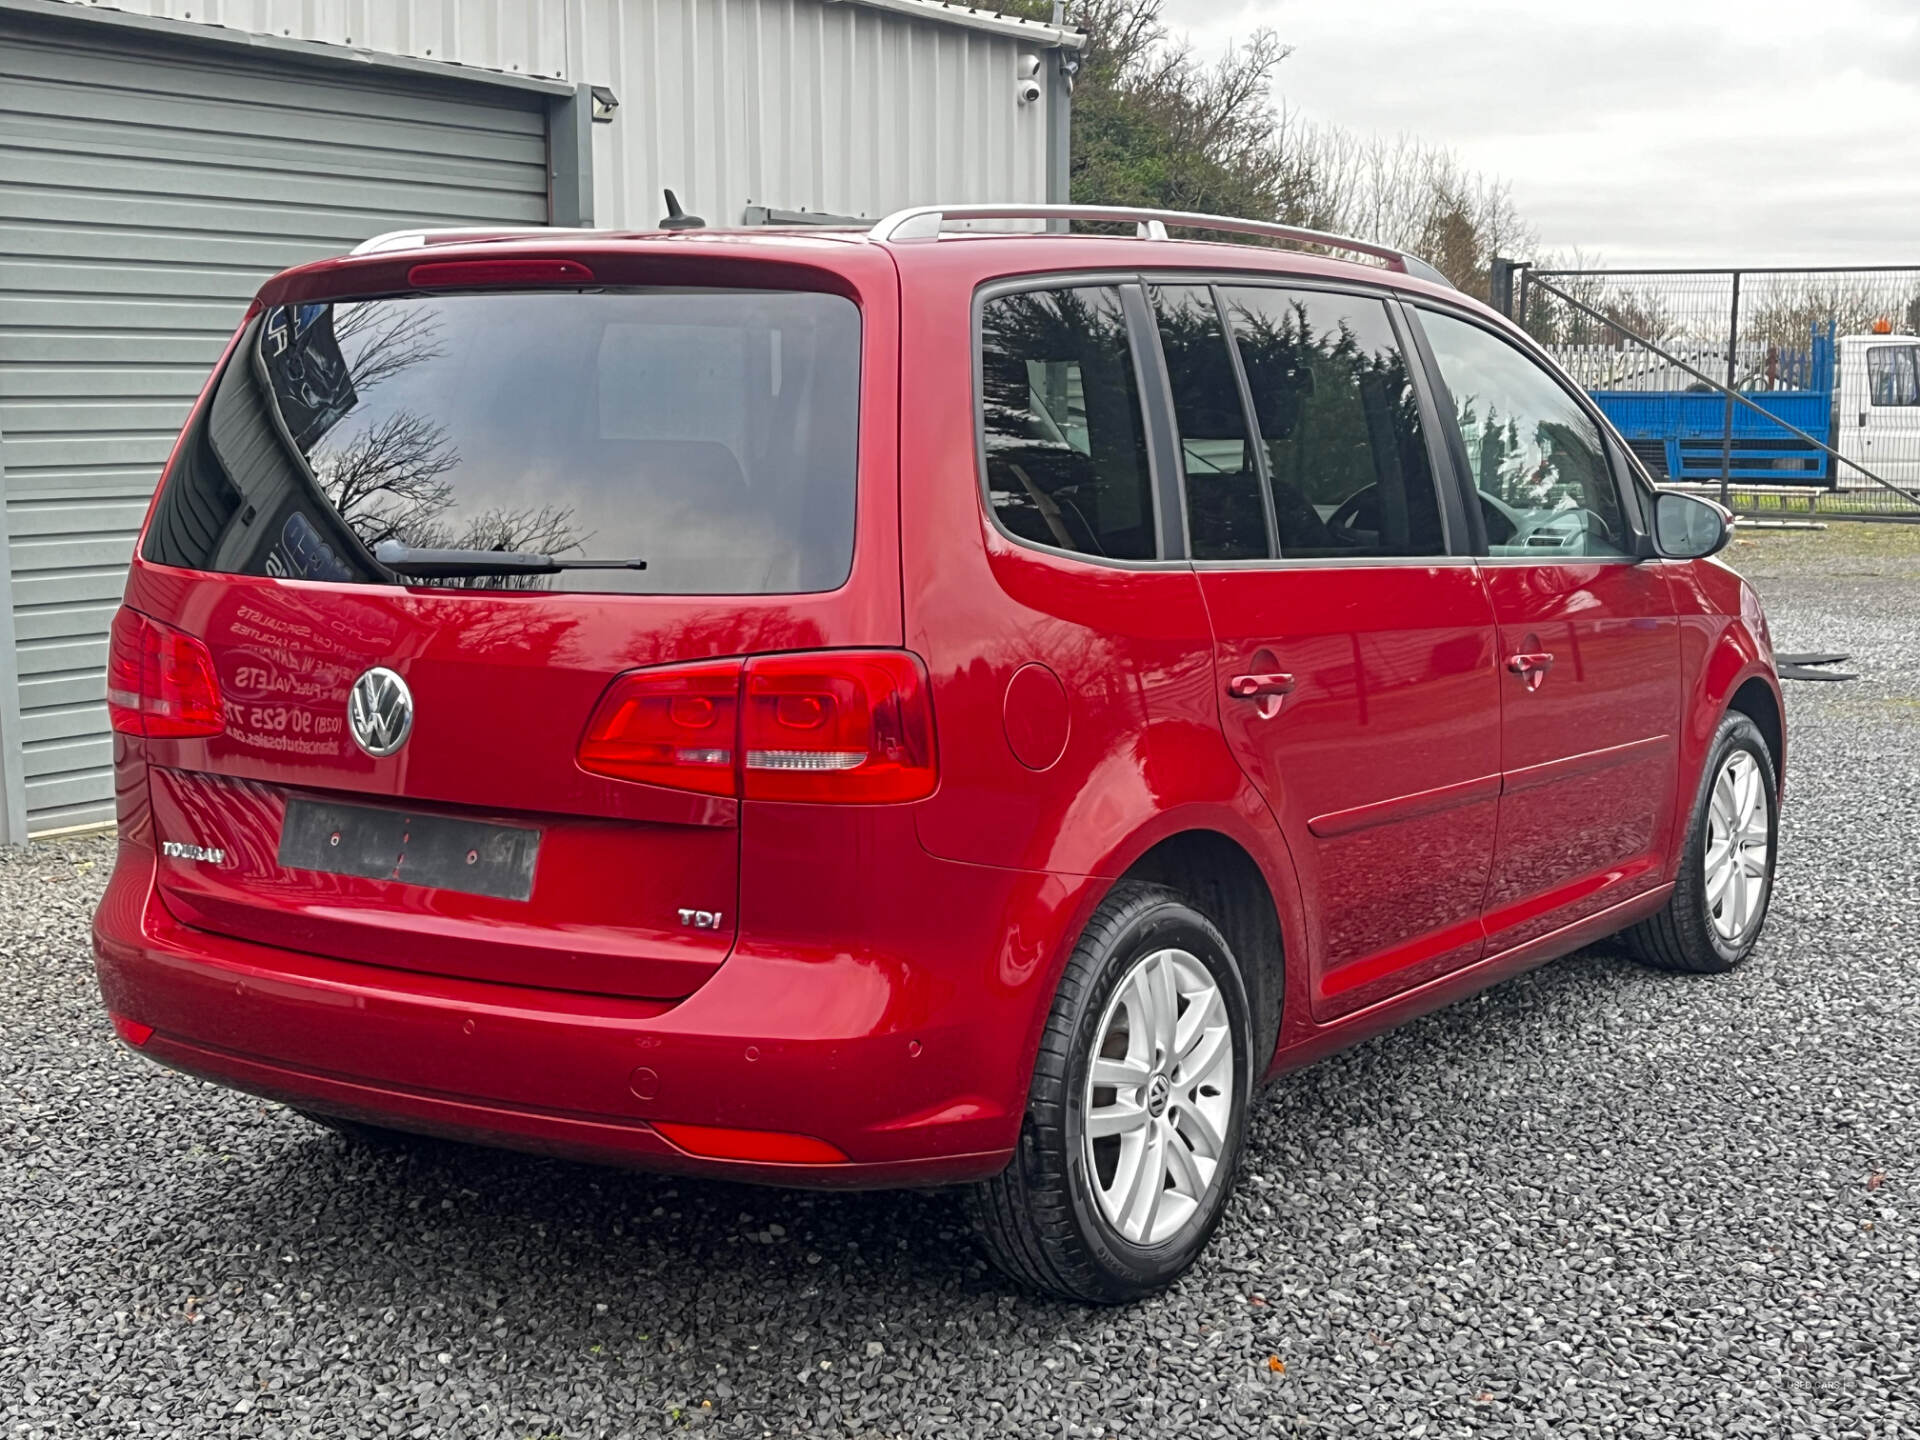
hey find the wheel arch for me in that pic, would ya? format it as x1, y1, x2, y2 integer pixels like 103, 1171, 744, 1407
1683, 596, 1783, 791
1121, 829, 1286, 1073
1727, 674, 1785, 793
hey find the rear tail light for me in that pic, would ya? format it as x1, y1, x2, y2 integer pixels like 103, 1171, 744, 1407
575, 658, 740, 796
742, 652, 936, 802
107, 608, 225, 739
577, 650, 937, 803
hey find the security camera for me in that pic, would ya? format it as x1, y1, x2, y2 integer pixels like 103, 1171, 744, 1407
1017, 52, 1042, 105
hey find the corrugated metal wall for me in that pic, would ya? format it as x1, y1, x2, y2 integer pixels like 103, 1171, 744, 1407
0, 11, 554, 833
581, 0, 1051, 226
58, 0, 1059, 225
49, 0, 580, 81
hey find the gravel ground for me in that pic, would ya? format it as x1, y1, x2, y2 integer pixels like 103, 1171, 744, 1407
4, 526, 1918, 1439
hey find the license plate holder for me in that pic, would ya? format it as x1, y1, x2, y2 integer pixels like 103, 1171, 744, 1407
278, 798, 539, 901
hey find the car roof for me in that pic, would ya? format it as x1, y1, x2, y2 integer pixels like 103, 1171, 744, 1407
258, 207, 1486, 320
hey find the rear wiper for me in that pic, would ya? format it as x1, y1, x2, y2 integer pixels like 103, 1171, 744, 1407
373, 541, 647, 579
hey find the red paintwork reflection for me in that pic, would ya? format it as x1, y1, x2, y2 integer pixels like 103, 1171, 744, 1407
1199, 564, 1502, 1021
1477, 561, 1679, 951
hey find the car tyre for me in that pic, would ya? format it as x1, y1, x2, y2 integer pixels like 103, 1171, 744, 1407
1623, 710, 1778, 974
967, 881, 1254, 1303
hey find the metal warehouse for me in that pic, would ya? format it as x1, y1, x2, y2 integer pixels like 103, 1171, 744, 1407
0, 0, 1080, 840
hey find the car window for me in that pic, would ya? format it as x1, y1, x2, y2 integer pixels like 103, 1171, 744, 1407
1219, 287, 1445, 559
979, 286, 1158, 561
1418, 309, 1631, 560
145, 289, 862, 594
1868, 345, 1920, 407
1150, 285, 1270, 560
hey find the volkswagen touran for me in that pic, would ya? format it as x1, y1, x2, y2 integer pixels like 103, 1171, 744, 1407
92, 205, 1783, 1301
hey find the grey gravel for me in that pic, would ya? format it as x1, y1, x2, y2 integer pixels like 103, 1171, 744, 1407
4, 526, 1918, 1438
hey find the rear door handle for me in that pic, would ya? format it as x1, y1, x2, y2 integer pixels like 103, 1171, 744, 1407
1227, 672, 1295, 719
1505, 651, 1555, 692
1227, 672, 1296, 700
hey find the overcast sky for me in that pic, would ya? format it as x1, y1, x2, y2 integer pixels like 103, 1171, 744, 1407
1160, 0, 1920, 268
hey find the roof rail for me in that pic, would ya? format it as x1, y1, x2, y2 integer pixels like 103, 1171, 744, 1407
866, 204, 1454, 288
350, 226, 599, 256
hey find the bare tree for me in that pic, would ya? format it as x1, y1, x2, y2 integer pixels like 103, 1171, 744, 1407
1286, 125, 1537, 294
312, 412, 459, 547
1744, 275, 1920, 348
405, 504, 594, 591
999, 0, 1539, 292
331, 303, 446, 392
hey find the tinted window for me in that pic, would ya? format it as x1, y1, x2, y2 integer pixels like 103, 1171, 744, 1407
980, 286, 1157, 561
146, 289, 861, 594
1221, 287, 1444, 559
1418, 309, 1630, 559
1868, 345, 1920, 406
1151, 285, 1268, 560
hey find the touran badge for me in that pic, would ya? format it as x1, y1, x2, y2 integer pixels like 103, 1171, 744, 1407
348, 666, 414, 757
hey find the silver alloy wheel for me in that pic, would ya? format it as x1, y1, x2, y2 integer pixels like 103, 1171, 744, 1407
1705, 749, 1770, 942
1082, 947, 1236, 1247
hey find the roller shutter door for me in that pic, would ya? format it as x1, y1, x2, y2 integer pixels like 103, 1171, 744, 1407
0, 11, 554, 833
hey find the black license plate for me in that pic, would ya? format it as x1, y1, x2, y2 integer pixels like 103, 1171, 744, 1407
278, 799, 539, 901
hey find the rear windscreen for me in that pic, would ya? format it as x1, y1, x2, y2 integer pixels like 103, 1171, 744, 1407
144, 288, 862, 594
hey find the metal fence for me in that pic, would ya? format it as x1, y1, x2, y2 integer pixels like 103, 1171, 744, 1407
1491, 264, 1920, 521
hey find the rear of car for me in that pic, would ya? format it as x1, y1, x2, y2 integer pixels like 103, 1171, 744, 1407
91, 235, 1037, 1181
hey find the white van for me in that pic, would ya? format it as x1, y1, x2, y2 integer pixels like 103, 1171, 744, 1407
1834, 334, 1920, 488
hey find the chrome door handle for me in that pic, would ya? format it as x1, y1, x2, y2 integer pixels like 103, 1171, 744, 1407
1506, 651, 1555, 692
1227, 672, 1296, 700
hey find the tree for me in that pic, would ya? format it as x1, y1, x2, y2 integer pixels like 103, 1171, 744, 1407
994, 1, 1534, 292
313, 411, 459, 547
1066, 2, 1320, 225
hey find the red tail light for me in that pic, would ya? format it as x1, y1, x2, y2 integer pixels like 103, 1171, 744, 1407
576, 658, 740, 796
107, 608, 225, 739
577, 650, 937, 803
741, 652, 936, 802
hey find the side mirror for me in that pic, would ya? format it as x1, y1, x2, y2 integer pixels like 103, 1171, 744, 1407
1652, 491, 1732, 559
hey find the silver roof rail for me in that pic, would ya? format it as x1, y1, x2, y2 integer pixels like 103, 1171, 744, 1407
350, 226, 599, 255
866, 204, 1453, 288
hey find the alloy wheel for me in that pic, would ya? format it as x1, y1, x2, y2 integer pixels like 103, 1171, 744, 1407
1705, 749, 1770, 943
1082, 947, 1237, 1246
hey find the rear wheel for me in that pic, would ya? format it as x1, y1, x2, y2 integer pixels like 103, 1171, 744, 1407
1623, 710, 1778, 973
968, 882, 1253, 1303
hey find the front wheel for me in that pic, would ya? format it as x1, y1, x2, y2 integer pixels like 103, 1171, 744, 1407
1623, 710, 1779, 973
967, 882, 1254, 1303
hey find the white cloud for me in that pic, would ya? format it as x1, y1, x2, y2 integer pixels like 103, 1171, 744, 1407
1158, 0, 1920, 266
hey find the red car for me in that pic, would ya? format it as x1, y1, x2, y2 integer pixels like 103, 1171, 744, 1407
93, 205, 1783, 1302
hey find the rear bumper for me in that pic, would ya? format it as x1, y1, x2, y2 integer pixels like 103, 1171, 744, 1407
93, 839, 1081, 1189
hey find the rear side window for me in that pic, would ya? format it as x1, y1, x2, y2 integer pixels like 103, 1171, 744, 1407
1151, 285, 1268, 560
145, 289, 862, 594
1220, 287, 1445, 560
979, 286, 1157, 561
